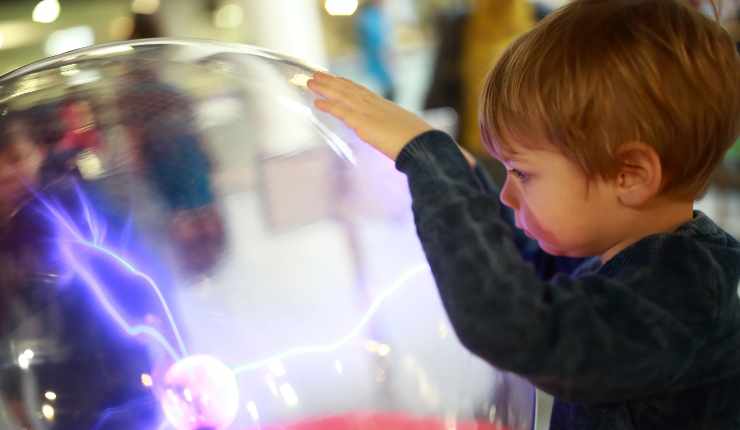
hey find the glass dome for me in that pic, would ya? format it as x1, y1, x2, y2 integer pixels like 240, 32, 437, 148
0, 39, 535, 430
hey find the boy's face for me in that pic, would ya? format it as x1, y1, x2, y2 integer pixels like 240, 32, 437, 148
494, 142, 623, 259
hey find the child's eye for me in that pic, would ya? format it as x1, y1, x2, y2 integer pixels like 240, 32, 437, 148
509, 168, 529, 181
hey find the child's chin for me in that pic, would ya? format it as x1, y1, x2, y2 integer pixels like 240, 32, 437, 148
537, 240, 568, 256
540, 242, 593, 259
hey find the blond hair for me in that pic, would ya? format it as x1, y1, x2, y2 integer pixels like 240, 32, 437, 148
481, 0, 740, 199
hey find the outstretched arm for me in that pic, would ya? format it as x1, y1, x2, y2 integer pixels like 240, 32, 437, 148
309, 72, 584, 279
308, 73, 704, 403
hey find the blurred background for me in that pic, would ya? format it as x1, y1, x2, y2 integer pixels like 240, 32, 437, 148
5, 0, 731, 235
0, 0, 737, 238
0, 0, 570, 103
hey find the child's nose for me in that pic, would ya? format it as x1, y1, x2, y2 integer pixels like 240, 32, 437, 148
499, 176, 518, 210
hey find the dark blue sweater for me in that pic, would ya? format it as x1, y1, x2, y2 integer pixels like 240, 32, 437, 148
395, 130, 740, 429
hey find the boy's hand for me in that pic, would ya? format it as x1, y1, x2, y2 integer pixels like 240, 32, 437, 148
307, 72, 434, 161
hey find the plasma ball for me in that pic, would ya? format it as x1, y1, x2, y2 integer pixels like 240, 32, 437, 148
161, 355, 239, 430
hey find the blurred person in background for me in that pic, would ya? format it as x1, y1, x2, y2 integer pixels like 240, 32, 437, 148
56, 97, 104, 153
0, 112, 48, 220
356, 0, 397, 101
0, 109, 172, 429
118, 12, 226, 278
424, 0, 537, 183
32, 96, 108, 187
117, 66, 226, 277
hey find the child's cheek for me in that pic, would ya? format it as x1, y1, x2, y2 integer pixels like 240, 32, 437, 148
522, 209, 560, 247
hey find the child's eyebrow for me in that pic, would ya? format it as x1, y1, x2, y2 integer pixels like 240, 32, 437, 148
495, 149, 526, 164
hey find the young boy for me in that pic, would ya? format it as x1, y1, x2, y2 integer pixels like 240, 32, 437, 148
308, 0, 740, 428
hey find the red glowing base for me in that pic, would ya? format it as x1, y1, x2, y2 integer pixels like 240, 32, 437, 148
256, 412, 509, 430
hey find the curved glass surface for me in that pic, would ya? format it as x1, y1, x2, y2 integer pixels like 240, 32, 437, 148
0, 39, 534, 430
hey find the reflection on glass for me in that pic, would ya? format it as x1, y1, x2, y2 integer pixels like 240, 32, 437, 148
0, 39, 534, 430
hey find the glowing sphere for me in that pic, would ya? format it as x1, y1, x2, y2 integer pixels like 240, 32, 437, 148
162, 355, 239, 430
0, 40, 534, 430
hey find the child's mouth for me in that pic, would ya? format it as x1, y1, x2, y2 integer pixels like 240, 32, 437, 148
515, 219, 534, 239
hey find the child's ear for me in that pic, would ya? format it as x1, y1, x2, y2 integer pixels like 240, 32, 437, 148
614, 142, 663, 207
